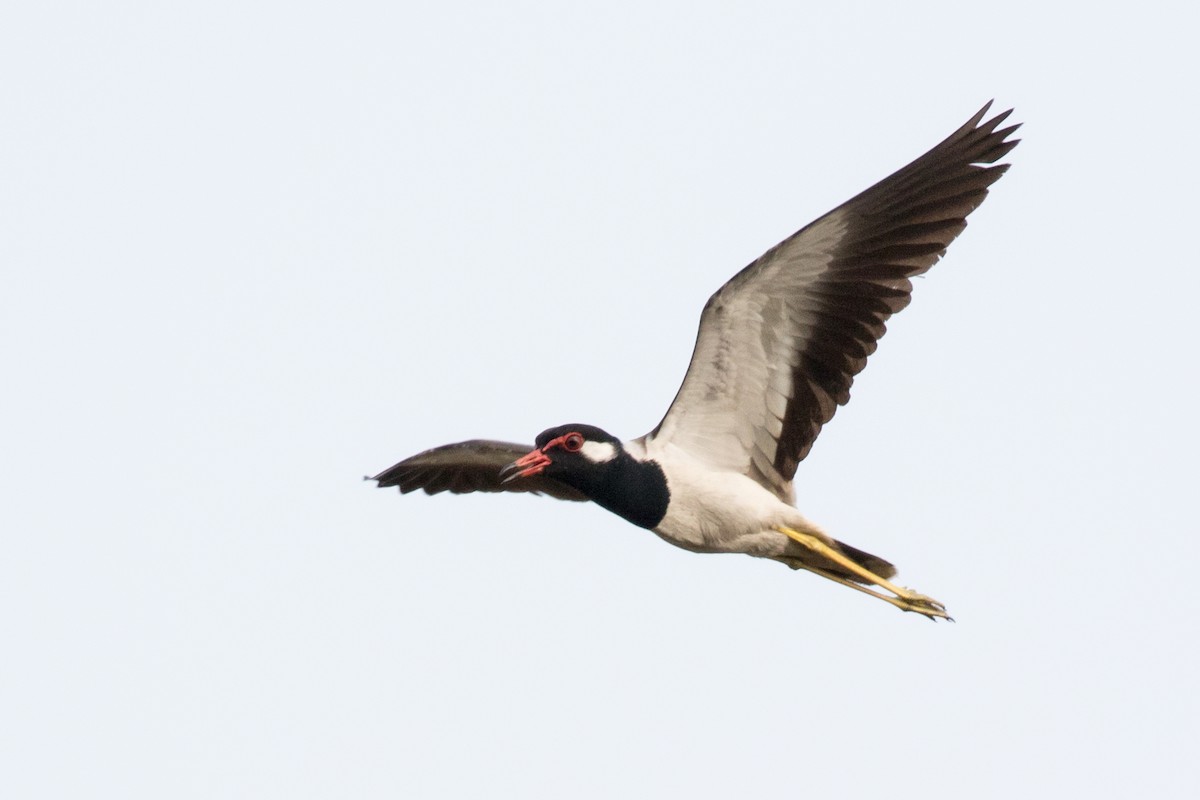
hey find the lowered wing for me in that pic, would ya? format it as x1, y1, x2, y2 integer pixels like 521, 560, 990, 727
373, 439, 588, 501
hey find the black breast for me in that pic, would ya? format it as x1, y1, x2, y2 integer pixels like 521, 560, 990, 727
584, 456, 671, 530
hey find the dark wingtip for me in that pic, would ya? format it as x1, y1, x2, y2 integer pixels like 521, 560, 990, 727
969, 99, 994, 125
370, 464, 403, 488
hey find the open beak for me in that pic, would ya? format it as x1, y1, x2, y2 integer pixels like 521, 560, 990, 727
500, 448, 551, 484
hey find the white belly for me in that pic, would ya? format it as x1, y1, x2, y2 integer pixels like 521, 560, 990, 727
644, 441, 826, 558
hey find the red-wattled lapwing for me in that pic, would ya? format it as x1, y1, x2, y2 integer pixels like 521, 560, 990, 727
373, 103, 1019, 620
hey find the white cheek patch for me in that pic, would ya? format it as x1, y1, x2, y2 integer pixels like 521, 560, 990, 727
579, 440, 617, 464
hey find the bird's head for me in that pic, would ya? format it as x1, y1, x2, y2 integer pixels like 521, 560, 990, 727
501, 423, 668, 529
499, 424, 622, 490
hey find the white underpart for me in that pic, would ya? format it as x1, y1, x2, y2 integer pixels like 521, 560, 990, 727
638, 438, 828, 558
579, 440, 617, 464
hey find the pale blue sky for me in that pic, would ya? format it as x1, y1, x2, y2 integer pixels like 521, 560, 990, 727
3, 1, 1197, 797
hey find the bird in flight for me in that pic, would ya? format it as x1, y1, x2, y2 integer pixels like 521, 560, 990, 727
373, 103, 1019, 620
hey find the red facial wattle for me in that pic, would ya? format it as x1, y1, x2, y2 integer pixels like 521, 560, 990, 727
500, 432, 586, 483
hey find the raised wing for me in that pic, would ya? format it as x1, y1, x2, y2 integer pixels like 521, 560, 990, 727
648, 103, 1019, 501
373, 439, 589, 501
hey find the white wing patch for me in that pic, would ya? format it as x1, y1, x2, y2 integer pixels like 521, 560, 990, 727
648, 210, 849, 500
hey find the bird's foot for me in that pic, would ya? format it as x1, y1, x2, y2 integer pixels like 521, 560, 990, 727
892, 589, 952, 622
775, 525, 952, 621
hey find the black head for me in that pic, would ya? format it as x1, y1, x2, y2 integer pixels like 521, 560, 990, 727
501, 423, 669, 529
503, 423, 623, 486
535, 423, 621, 456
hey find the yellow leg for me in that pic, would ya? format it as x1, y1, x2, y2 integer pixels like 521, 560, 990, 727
776, 526, 952, 621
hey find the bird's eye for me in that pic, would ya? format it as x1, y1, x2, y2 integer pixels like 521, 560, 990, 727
563, 433, 585, 452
